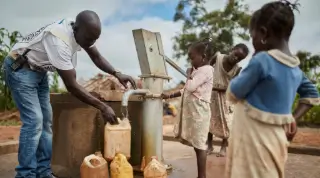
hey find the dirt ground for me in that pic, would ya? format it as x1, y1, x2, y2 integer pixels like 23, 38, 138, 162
1, 111, 320, 147
1, 142, 320, 178
291, 127, 320, 147
1, 125, 320, 147
0, 126, 20, 143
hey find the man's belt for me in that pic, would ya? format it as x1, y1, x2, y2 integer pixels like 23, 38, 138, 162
9, 49, 31, 71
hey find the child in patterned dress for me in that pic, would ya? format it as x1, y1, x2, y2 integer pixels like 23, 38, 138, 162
207, 44, 249, 157
162, 38, 214, 178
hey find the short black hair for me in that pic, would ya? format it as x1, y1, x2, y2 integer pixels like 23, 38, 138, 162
250, 0, 300, 40
233, 43, 249, 55
190, 38, 215, 61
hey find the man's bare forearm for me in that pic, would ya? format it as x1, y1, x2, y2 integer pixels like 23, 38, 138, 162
85, 46, 117, 75
67, 83, 105, 110
57, 69, 106, 110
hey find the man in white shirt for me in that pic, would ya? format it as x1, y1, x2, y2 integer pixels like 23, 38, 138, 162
4, 10, 136, 178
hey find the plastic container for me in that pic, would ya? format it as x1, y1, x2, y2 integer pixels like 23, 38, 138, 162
143, 157, 167, 178
104, 117, 131, 160
80, 152, 109, 178
110, 153, 133, 178
140, 156, 146, 171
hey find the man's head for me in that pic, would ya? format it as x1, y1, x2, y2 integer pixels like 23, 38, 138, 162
230, 43, 249, 63
73, 10, 101, 49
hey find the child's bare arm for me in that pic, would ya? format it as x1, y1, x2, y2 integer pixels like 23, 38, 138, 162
209, 54, 218, 66
295, 74, 319, 113
162, 91, 182, 99
286, 74, 319, 141
234, 67, 242, 77
293, 103, 313, 121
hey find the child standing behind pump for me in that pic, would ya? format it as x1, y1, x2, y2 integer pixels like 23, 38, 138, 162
225, 1, 320, 178
162, 38, 214, 178
207, 43, 249, 157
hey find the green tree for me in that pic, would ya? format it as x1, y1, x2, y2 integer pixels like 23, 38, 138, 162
293, 51, 320, 126
50, 71, 60, 93
0, 28, 22, 110
173, 0, 251, 62
296, 51, 320, 83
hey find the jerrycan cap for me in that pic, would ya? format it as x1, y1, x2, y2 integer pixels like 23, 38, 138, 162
151, 156, 158, 160
94, 151, 103, 157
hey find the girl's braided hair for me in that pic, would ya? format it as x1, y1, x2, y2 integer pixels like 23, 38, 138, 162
190, 37, 215, 61
250, 0, 300, 40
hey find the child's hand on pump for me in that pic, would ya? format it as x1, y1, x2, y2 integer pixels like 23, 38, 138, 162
162, 92, 182, 100
161, 93, 171, 100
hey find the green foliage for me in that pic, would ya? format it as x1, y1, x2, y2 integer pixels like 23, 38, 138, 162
0, 119, 20, 126
50, 72, 59, 93
293, 50, 320, 125
49, 71, 67, 93
296, 51, 320, 83
0, 28, 22, 111
293, 94, 320, 126
173, 0, 251, 62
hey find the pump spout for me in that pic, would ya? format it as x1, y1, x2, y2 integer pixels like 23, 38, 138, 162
121, 89, 150, 107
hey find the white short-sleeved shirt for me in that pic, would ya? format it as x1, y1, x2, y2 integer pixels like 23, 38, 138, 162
13, 19, 81, 72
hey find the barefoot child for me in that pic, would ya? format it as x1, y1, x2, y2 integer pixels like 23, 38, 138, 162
162, 38, 214, 178
207, 44, 249, 157
225, 1, 320, 178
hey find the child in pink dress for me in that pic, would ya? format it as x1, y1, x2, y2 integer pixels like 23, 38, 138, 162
162, 38, 214, 178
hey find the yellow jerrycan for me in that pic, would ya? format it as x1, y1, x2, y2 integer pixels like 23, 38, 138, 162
80, 152, 109, 178
143, 157, 167, 178
110, 153, 133, 178
104, 117, 131, 161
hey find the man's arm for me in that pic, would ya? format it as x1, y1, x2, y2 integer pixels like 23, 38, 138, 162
57, 69, 106, 110
43, 34, 106, 110
84, 46, 117, 76
85, 46, 137, 88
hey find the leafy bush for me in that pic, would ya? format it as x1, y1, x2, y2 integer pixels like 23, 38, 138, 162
293, 88, 320, 126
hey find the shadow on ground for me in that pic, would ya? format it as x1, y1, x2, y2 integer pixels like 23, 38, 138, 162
1, 141, 320, 178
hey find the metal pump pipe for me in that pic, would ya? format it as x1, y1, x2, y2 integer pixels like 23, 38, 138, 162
121, 89, 150, 107
162, 55, 187, 78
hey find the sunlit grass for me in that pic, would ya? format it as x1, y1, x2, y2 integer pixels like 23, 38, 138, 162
0, 120, 21, 126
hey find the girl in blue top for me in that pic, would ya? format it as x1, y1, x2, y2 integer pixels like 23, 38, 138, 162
225, 1, 320, 178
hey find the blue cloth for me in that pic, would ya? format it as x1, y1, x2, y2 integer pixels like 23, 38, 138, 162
4, 56, 53, 178
230, 51, 319, 115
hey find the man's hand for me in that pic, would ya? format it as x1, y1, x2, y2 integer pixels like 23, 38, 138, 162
100, 104, 118, 125
57, 68, 118, 125
85, 46, 137, 89
115, 73, 137, 89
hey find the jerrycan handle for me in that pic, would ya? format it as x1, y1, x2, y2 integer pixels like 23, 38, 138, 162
112, 117, 129, 126
106, 117, 123, 126
115, 153, 128, 164
117, 117, 122, 124
84, 155, 102, 168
